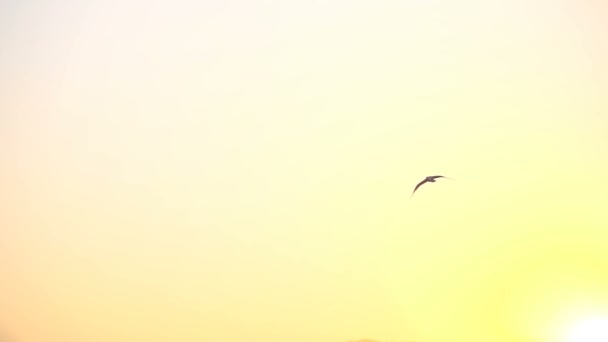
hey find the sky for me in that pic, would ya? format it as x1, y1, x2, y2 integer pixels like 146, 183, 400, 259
1, 0, 607, 341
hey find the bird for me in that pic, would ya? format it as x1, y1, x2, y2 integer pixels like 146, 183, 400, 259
411, 175, 452, 197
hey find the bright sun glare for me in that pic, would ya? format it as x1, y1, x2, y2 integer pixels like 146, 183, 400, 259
562, 316, 608, 342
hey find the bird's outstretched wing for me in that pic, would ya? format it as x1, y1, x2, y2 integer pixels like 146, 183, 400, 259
411, 179, 427, 196
431, 175, 454, 180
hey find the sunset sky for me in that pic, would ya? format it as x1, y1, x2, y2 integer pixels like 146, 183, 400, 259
1, 1, 607, 341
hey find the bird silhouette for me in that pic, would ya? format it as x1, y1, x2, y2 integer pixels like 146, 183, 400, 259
411, 175, 452, 197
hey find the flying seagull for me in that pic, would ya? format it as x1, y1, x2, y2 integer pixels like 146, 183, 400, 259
411, 175, 452, 197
